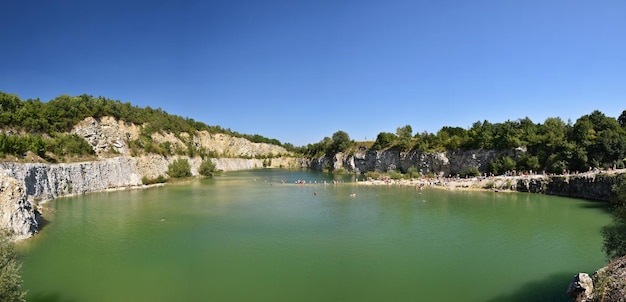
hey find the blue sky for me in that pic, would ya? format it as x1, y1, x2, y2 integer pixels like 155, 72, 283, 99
1, 0, 625, 146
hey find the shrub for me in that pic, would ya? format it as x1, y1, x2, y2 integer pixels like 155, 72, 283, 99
460, 167, 481, 178
198, 159, 216, 176
0, 231, 27, 302
388, 170, 404, 180
602, 174, 626, 259
365, 171, 381, 180
407, 167, 421, 179
167, 158, 191, 178
142, 175, 167, 185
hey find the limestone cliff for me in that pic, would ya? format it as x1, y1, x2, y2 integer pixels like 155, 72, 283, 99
310, 148, 517, 176
0, 169, 38, 240
73, 116, 290, 158
517, 173, 618, 201
1, 116, 302, 239
0, 154, 304, 239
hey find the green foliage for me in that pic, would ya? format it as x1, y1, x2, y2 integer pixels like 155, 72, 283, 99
307, 109, 626, 174
602, 174, 626, 260
396, 125, 413, 150
167, 158, 191, 178
517, 153, 541, 172
0, 132, 94, 159
332, 168, 347, 174
141, 175, 167, 185
365, 171, 382, 180
198, 159, 217, 176
460, 166, 481, 178
328, 131, 352, 154
371, 132, 396, 150
0, 91, 291, 159
619, 110, 626, 128
407, 166, 421, 178
388, 170, 405, 180
488, 156, 516, 175
49, 134, 95, 157
0, 231, 27, 302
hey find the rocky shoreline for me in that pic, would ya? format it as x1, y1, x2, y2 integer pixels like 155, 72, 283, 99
358, 169, 625, 201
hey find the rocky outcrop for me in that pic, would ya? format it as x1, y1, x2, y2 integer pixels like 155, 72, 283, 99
311, 148, 518, 176
0, 157, 143, 202
567, 273, 594, 302
0, 170, 39, 240
516, 173, 619, 201
569, 256, 626, 302
73, 116, 141, 155
73, 116, 290, 158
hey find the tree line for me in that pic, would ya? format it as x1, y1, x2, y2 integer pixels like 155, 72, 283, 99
304, 110, 626, 175
0, 92, 295, 160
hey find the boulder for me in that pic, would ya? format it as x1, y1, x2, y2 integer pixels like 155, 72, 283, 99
567, 273, 594, 302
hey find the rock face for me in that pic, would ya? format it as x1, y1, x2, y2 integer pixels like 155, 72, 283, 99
590, 256, 626, 302
0, 155, 305, 239
73, 116, 140, 155
516, 173, 619, 201
0, 170, 38, 240
73, 116, 290, 158
1, 116, 304, 240
567, 273, 594, 302
310, 148, 517, 176
570, 256, 626, 302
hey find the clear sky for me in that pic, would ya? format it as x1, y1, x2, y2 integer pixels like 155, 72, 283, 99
1, 0, 625, 146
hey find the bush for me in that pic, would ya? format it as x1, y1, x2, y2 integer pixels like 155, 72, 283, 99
603, 174, 626, 259
365, 171, 381, 180
407, 167, 421, 179
167, 158, 191, 178
141, 175, 167, 185
0, 231, 27, 302
460, 167, 481, 178
198, 159, 216, 176
388, 170, 404, 180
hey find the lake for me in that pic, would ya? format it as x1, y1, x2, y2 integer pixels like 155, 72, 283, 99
18, 169, 610, 302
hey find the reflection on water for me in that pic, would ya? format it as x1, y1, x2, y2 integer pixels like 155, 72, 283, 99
19, 169, 610, 302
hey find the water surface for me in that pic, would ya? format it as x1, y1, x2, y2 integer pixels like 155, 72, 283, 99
19, 169, 610, 301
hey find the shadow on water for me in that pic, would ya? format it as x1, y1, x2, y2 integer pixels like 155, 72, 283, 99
579, 201, 612, 213
36, 215, 52, 233
28, 292, 75, 302
486, 272, 573, 302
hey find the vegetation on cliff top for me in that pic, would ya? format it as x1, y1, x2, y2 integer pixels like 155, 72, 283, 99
0, 91, 296, 161
306, 110, 626, 175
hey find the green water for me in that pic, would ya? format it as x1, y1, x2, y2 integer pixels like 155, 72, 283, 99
18, 169, 610, 302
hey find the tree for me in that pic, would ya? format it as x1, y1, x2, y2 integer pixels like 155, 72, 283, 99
488, 156, 516, 175
602, 174, 626, 260
0, 232, 27, 302
198, 159, 216, 176
167, 158, 192, 178
371, 132, 396, 150
619, 110, 626, 128
396, 125, 413, 150
328, 131, 352, 154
